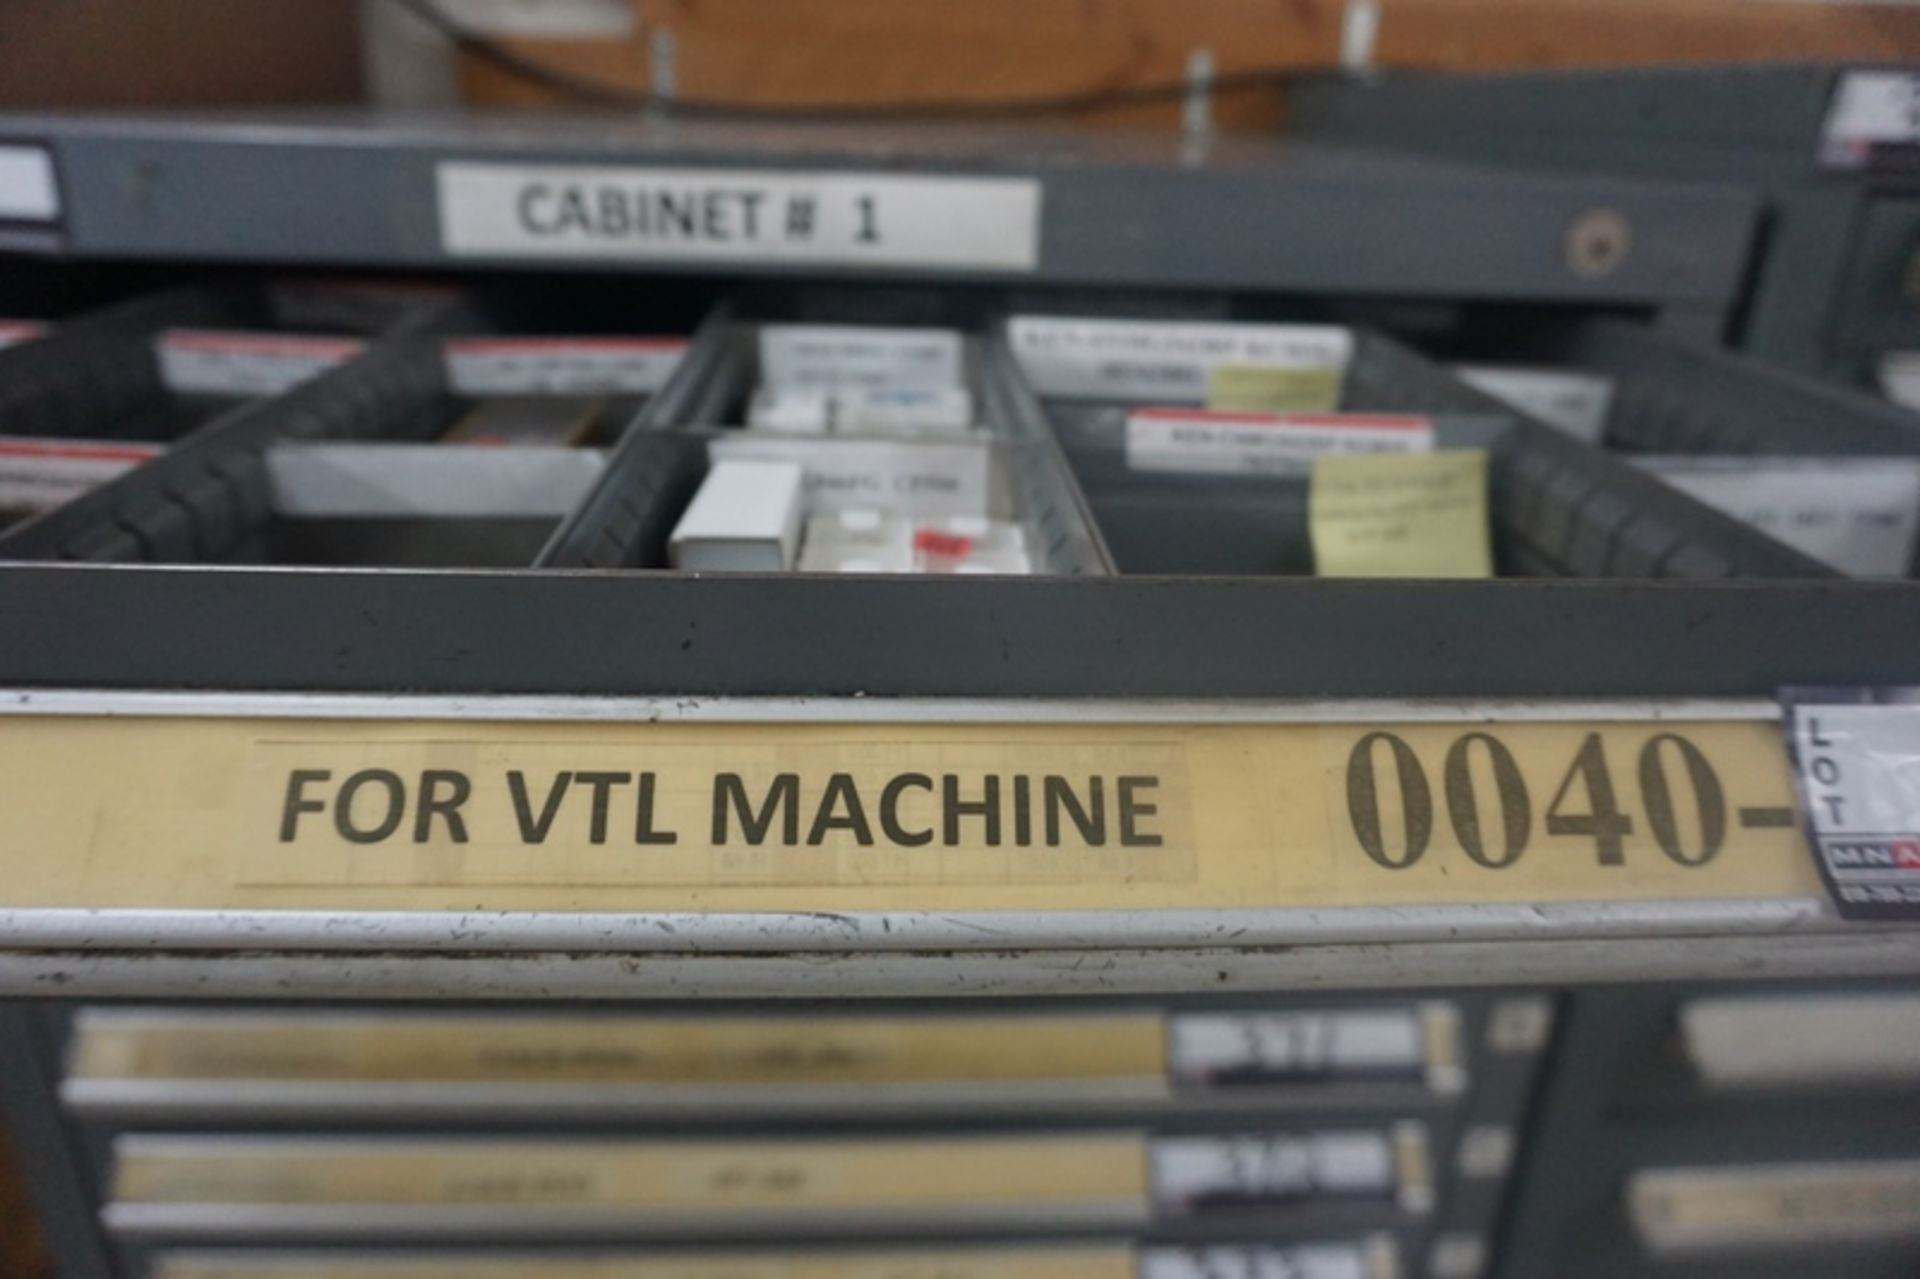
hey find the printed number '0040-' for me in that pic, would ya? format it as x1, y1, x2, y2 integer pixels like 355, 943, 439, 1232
1345, 731, 1726, 871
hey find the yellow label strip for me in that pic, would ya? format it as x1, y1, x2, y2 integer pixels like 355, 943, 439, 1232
70, 1010, 1167, 1090
156, 1248, 1140, 1279
0, 715, 1817, 914
114, 1136, 1150, 1214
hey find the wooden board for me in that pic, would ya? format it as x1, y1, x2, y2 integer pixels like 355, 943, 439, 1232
453, 0, 1920, 132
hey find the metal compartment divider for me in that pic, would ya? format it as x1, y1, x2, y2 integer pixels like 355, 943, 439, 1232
0, 303, 470, 564
1419, 316, 1920, 575
542, 310, 1114, 576
1488, 318, 1920, 457
0, 291, 712, 568
1016, 320, 1828, 580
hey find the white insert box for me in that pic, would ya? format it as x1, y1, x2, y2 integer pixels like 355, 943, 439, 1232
669, 459, 805, 572
748, 386, 834, 434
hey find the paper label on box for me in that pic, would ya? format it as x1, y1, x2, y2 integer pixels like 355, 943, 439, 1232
0, 319, 46, 349
438, 164, 1041, 271
835, 385, 975, 434
1309, 451, 1493, 579
0, 438, 160, 510
0, 145, 58, 221
445, 337, 686, 395
1633, 456, 1920, 577
1821, 71, 1920, 168
711, 434, 994, 517
760, 326, 963, 391
1453, 365, 1615, 443
266, 444, 604, 518
1011, 317, 1351, 403
156, 330, 365, 396
1126, 410, 1431, 477
1682, 994, 1920, 1089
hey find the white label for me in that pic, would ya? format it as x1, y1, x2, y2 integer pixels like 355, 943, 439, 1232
1454, 1126, 1514, 1180
1150, 1132, 1395, 1209
265, 444, 604, 518
0, 145, 58, 221
748, 386, 834, 434
0, 320, 46, 349
1485, 997, 1554, 1055
1633, 456, 1920, 577
1010, 317, 1353, 403
1126, 410, 1433, 477
1821, 71, 1920, 168
834, 385, 975, 434
0, 438, 160, 510
1791, 698, 1920, 913
445, 337, 686, 395
1169, 1010, 1424, 1086
1139, 1245, 1374, 1279
1877, 351, 1920, 410
1631, 1161, 1920, 1252
710, 434, 995, 518
156, 331, 365, 397
1683, 995, 1920, 1088
435, 0, 635, 37
760, 325, 964, 391
438, 164, 1042, 271
1453, 365, 1614, 443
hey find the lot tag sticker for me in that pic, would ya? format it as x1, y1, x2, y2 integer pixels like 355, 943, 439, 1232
1785, 689, 1920, 921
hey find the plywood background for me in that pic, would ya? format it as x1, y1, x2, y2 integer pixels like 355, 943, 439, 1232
454, 0, 1920, 131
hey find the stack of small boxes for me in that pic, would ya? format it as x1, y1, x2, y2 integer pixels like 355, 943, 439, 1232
671, 325, 1034, 575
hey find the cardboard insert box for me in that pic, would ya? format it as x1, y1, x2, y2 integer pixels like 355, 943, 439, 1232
668, 459, 805, 572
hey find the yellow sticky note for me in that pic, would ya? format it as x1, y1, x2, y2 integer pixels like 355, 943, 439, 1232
1310, 449, 1494, 578
1206, 362, 1343, 412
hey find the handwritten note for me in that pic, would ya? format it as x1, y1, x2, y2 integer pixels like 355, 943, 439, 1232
1206, 362, 1343, 413
1309, 450, 1493, 578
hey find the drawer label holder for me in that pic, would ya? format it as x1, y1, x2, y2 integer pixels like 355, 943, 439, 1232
0, 697, 1828, 940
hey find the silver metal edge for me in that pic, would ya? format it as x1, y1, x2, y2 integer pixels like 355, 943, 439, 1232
0, 688, 1783, 723
0, 899, 1835, 953
17, 929, 1919, 1000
